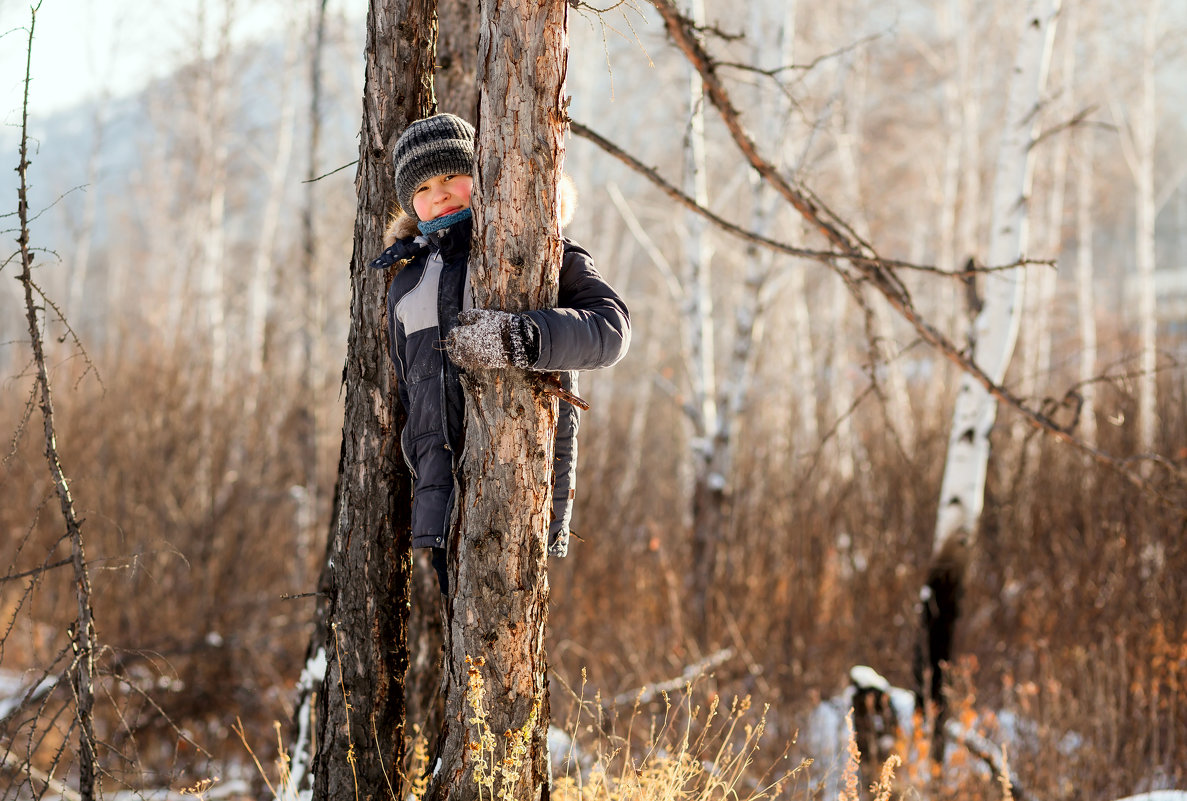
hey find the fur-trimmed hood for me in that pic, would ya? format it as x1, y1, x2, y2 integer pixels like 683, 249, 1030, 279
382, 173, 579, 249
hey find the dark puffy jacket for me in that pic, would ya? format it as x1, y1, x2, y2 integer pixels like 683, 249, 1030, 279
368, 215, 630, 553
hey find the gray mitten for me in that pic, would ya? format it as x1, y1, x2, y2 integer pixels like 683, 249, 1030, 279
445, 309, 540, 370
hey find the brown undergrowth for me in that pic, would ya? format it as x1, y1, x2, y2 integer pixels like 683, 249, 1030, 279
2, 331, 1186, 798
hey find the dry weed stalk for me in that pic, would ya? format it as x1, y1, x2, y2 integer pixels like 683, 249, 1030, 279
871, 753, 901, 801
549, 683, 803, 801
464, 654, 540, 801
839, 710, 861, 801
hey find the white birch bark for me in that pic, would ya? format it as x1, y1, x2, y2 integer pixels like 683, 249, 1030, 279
955, 0, 983, 285
66, 106, 105, 335
1019, 12, 1073, 445
788, 250, 819, 450
823, 32, 861, 485
935, 0, 962, 294
828, 272, 856, 484
835, 44, 915, 453
684, 0, 716, 467
1076, 122, 1098, 449
1132, 0, 1160, 455
144, 88, 189, 360
729, 0, 796, 487
244, 12, 299, 387
933, 0, 1060, 555
682, 0, 721, 636
924, 0, 981, 428
196, 0, 235, 398
603, 183, 672, 512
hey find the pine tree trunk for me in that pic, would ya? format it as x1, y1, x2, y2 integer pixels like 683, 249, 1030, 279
426, 0, 568, 798
298, 2, 437, 800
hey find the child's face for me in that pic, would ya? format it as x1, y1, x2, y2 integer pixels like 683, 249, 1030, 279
412, 173, 473, 221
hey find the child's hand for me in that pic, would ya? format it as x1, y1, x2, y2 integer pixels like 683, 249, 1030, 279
445, 309, 540, 370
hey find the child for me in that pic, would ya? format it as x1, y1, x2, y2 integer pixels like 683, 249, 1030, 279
368, 113, 631, 594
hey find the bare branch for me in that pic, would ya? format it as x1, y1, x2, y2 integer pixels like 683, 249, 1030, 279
30, 280, 104, 391
640, 0, 1187, 507
13, 5, 101, 797
301, 159, 358, 183
715, 31, 884, 78
1031, 104, 1099, 148
572, 122, 1048, 277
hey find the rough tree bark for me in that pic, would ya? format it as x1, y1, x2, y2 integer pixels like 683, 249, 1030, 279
407, 0, 481, 747
435, 0, 479, 119
916, 0, 1060, 757
425, 0, 568, 798
293, 2, 437, 799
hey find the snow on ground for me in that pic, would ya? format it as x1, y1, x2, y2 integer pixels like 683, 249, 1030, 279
801, 665, 1186, 800
0, 668, 58, 721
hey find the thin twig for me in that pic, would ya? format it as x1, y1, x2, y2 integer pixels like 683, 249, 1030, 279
623, 0, 1187, 508
572, 122, 1047, 277
301, 159, 358, 183
14, 6, 101, 797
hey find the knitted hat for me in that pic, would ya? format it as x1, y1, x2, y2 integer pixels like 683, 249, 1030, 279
392, 113, 475, 220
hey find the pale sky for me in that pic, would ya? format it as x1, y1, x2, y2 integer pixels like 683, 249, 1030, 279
0, 0, 341, 122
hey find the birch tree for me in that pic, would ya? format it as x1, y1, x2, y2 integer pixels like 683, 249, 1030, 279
738, 0, 805, 507
1075, 123, 1099, 450
917, 0, 1061, 750
426, 0, 568, 797
682, 0, 722, 641
1115, 0, 1161, 457
1069, 0, 1099, 453
293, 0, 330, 584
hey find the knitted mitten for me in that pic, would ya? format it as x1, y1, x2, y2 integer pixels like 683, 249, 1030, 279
445, 309, 540, 370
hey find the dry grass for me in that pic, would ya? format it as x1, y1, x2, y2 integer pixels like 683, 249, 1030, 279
3, 323, 1186, 799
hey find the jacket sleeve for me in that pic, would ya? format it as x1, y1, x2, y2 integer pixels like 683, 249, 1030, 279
388, 283, 416, 479
522, 241, 631, 372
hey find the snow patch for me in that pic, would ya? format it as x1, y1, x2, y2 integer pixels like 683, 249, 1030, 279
0, 671, 59, 721
848, 665, 890, 694
298, 647, 327, 690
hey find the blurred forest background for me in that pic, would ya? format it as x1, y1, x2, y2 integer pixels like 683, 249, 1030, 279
2, 0, 1187, 798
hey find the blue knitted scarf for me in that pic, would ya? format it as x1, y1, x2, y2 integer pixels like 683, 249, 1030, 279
417, 207, 473, 235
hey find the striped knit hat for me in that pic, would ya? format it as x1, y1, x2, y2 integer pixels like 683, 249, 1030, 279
392, 113, 475, 220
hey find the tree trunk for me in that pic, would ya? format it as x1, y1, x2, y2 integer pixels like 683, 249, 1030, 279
426, 0, 568, 799
917, 0, 1060, 756
1075, 125, 1098, 450
294, 0, 330, 590
299, 2, 437, 800
435, 0, 479, 119
682, 0, 722, 646
1133, 0, 1160, 457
